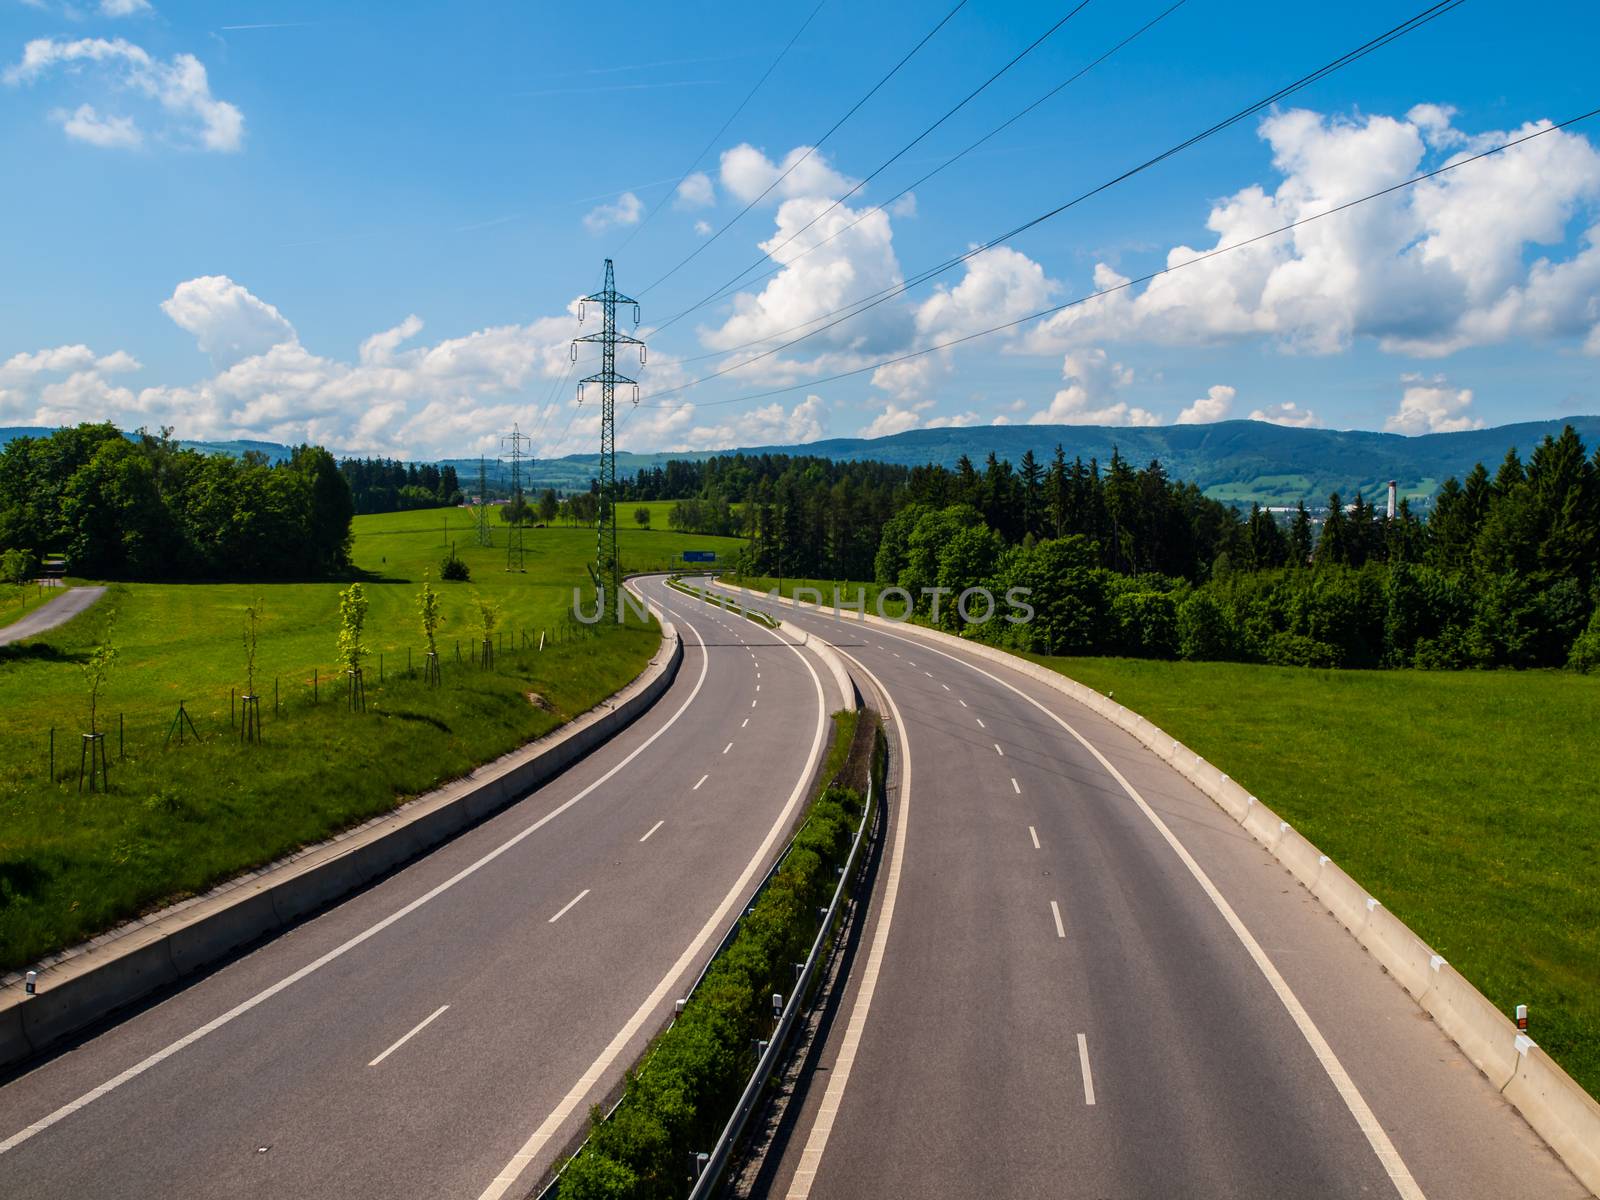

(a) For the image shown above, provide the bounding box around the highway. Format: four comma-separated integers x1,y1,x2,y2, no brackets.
0,576,847,1200
692,581,1587,1200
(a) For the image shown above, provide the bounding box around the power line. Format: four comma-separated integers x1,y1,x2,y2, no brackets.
636,0,1466,404
636,0,972,297
613,1,828,254
641,107,1600,413
658,0,1192,351
650,0,1103,339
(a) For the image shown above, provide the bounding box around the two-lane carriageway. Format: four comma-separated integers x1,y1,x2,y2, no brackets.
0,576,847,1199
692,581,1585,1200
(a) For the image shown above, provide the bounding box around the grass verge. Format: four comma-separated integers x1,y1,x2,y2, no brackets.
0,513,745,972
1033,655,1600,1100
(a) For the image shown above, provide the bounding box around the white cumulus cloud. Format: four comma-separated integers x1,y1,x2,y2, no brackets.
5,37,243,151
160,276,297,366
719,143,852,205
583,191,643,233
1385,373,1485,434
1248,401,1320,428
1028,349,1157,426
675,172,714,209
1026,105,1600,360
1177,384,1236,424
57,102,142,147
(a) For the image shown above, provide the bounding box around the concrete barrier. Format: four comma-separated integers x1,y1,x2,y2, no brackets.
1504,1043,1600,1192
702,580,1600,1196
1421,960,1522,1090
0,620,683,1071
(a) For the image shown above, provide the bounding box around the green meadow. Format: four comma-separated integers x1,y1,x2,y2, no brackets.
0,511,744,970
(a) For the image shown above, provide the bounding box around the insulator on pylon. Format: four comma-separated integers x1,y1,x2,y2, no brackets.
569,342,577,363
639,345,647,366
577,382,586,404
632,384,640,405
579,301,587,324
633,304,640,326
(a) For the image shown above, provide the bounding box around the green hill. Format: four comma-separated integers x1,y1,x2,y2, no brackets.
10,416,1598,506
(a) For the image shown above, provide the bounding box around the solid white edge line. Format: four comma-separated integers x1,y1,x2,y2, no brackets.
547,889,591,924
639,820,664,843
1077,1033,1096,1106
1051,900,1066,940
0,602,715,1160
783,647,910,1200
827,613,1426,1200
1029,825,1040,849
475,581,830,1200
368,1005,450,1068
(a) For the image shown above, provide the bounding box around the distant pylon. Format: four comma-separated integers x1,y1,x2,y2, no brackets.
501,424,532,572
573,259,645,613
476,456,492,547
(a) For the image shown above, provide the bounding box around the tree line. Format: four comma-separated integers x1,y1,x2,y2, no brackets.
619,430,1599,671
0,424,354,580
339,457,462,515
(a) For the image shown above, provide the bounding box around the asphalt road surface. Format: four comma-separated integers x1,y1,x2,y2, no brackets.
0,585,106,646
694,580,1585,1200
0,577,848,1199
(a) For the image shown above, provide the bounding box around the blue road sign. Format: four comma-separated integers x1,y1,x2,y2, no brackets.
682,551,717,563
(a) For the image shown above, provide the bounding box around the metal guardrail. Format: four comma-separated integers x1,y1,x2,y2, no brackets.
686,756,879,1199
533,729,878,1200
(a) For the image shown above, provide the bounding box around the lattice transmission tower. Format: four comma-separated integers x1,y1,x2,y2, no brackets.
501,423,531,572
572,259,645,610
475,455,492,547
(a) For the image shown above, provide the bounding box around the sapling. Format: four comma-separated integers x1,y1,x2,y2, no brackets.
418,570,443,685
338,583,370,710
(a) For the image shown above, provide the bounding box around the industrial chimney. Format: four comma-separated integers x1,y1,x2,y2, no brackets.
1387,480,1397,519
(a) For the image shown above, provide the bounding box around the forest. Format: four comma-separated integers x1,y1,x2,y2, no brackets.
626,431,1600,671
338,457,462,514
0,424,355,580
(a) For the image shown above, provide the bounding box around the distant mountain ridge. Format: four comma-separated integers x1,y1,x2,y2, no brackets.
489,415,1600,507
6,416,1597,507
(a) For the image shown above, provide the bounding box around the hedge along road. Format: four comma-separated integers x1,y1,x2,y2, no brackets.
0,576,846,1200
692,580,1587,1200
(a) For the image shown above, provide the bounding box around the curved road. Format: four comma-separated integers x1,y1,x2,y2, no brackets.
0,576,847,1199
693,581,1586,1200
0,585,106,647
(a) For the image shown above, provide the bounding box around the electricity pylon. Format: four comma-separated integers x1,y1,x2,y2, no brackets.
573,259,645,613
501,424,531,572
475,456,492,547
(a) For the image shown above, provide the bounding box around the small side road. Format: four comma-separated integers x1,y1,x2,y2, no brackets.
0,586,106,647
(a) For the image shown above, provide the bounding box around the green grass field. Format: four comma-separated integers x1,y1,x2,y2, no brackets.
0,512,744,971
614,498,746,534
1035,656,1600,1099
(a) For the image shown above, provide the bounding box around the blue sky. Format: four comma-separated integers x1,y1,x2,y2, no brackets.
2,0,1597,459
